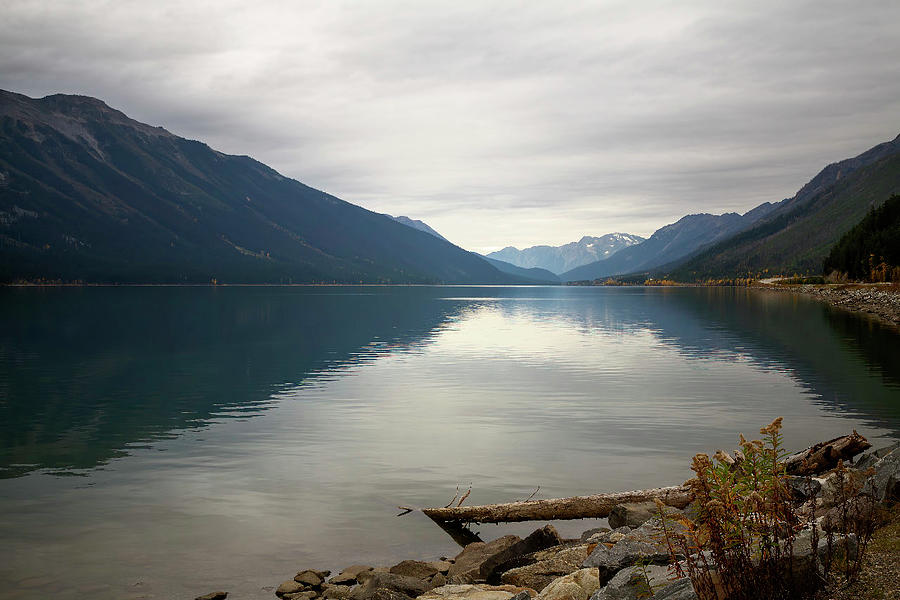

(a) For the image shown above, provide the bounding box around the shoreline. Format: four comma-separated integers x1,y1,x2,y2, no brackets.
253,439,900,600
758,282,900,330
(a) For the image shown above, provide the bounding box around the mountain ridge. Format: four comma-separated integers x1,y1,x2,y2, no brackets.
0,89,526,284
663,133,900,280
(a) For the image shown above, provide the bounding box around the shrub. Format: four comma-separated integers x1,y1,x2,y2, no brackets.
657,419,876,600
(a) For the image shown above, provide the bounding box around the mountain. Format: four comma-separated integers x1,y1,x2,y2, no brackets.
487,233,645,274
386,215,448,242
667,134,900,280
561,205,780,281
384,213,559,284
823,194,900,281
481,256,560,283
0,90,525,284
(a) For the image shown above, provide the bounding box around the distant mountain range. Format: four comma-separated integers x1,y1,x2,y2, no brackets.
561,205,779,281
0,90,528,284
385,213,560,283
563,133,900,282
666,134,900,280
487,233,645,274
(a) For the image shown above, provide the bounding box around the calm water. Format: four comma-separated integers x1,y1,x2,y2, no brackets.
1,286,898,599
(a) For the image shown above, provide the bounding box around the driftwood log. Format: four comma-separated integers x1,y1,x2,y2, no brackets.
413,432,870,533
421,485,692,526
782,430,871,475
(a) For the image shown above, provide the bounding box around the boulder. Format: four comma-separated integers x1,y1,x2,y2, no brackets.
479,526,564,582
647,577,697,600
792,526,859,575
390,560,441,579
448,535,522,584
418,583,535,599
330,566,374,585
584,516,686,583
535,568,600,600
295,570,325,587
608,502,681,529
501,545,592,591
285,593,317,600
366,590,415,600
589,565,671,600
582,537,669,583
427,561,454,574
195,592,228,600
785,476,823,502
350,572,431,600
853,442,900,471
580,528,609,542
430,573,447,588
277,580,306,597
863,446,900,503
322,585,354,599
820,496,881,531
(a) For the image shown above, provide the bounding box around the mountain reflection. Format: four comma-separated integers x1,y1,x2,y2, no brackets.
1,286,898,478
0,287,461,477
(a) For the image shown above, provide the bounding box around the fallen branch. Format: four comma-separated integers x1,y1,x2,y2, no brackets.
422,485,692,525
782,430,871,475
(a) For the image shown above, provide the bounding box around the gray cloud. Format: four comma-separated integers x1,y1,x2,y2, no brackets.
2,0,899,251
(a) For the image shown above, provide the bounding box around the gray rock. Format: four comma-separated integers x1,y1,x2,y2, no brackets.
195,592,228,600
366,590,415,600
479,526,564,582
535,568,600,600
820,496,879,531
589,565,671,600
448,535,522,584
390,560,440,579
854,442,900,471
500,544,591,591
580,528,610,542
329,565,374,585
277,580,306,597
419,584,535,599
350,572,430,600
608,502,680,529
322,585,353,599
427,561,453,574
650,577,697,600
295,570,325,587
582,538,669,583
786,476,823,501
583,517,684,583
863,446,900,502
792,526,859,573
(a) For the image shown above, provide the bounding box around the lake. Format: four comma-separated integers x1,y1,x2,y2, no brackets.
1,285,898,599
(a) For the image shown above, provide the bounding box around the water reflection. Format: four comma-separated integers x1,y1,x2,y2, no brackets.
1,286,899,600
1,286,898,480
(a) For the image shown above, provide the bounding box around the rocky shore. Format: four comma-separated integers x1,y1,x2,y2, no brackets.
193,442,900,600
762,282,900,329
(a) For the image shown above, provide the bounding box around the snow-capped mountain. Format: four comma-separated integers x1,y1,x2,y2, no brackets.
487,233,645,274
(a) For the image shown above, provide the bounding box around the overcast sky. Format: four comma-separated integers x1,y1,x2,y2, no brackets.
2,1,899,252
